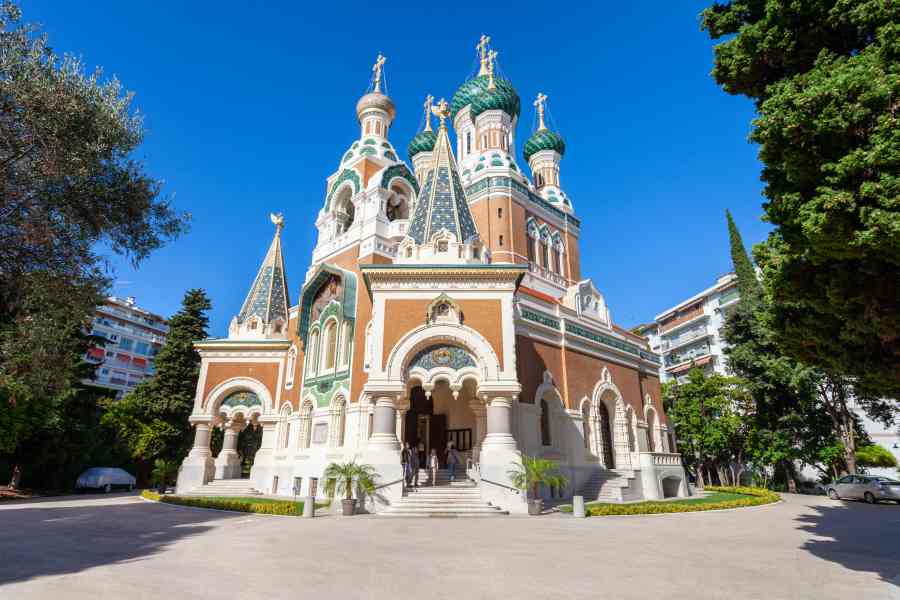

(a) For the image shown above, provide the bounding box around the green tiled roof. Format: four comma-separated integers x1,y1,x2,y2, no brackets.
523,129,566,162
451,75,520,120
407,129,437,159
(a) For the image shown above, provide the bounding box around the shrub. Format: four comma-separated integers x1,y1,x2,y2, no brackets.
140,490,304,516
583,486,779,516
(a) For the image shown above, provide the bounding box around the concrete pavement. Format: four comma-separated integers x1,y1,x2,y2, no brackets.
0,491,898,599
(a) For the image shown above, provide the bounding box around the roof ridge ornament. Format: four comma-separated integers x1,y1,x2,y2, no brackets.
270,212,284,233
431,97,451,129
486,49,498,91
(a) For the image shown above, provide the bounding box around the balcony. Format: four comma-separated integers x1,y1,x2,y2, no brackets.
97,304,168,333
386,219,408,239
661,327,711,352
527,261,567,288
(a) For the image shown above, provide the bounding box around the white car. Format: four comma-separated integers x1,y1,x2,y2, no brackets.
76,467,136,493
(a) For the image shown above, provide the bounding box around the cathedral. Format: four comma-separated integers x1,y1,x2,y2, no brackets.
176,38,687,514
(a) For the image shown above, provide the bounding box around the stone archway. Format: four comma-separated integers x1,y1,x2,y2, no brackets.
591,373,632,470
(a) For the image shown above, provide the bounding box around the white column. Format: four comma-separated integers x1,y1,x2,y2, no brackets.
482,396,517,451
214,421,243,479
176,421,215,493
470,400,487,462
250,418,278,492
368,395,400,451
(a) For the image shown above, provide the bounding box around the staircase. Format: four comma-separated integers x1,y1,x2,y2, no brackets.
378,469,508,518
578,469,639,502
185,478,262,497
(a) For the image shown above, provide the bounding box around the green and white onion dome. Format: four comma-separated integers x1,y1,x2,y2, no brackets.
450,75,521,121
407,129,437,160
523,129,566,162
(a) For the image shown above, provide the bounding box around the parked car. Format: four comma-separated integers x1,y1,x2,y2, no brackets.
826,475,900,504
76,467,136,493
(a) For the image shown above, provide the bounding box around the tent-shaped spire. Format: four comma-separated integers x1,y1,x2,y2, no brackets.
407,98,480,246
233,213,290,336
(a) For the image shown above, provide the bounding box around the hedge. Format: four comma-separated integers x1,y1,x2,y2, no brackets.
583,486,779,516
141,490,304,516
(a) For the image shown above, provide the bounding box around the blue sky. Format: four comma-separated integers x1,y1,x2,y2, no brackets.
27,1,768,333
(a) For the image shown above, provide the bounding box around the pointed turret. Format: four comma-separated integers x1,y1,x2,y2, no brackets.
398,98,486,265
229,213,291,340
524,93,572,213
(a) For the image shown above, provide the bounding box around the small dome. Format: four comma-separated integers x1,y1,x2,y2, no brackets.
407,130,437,159
451,75,520,121
523,129,565,162
356,91,396,122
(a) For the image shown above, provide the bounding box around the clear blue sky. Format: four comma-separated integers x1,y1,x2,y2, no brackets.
27,1,769,333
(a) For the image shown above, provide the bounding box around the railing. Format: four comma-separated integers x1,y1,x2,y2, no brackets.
386,219,408,239
479,477,521,494
527,261,567,288
662,327,710,351
649,452,682,466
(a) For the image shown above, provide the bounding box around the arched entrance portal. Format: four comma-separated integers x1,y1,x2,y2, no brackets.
596,402,615,469
404,380,478,468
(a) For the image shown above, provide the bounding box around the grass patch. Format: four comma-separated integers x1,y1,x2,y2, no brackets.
140,490,328,516
559,486,779,516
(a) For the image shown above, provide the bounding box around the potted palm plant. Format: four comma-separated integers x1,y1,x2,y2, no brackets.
509,455,568,516
323,460,377,516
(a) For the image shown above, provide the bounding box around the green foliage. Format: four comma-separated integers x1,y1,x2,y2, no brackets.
102,290,211,474
0,1,184,488
141,491,307,516
150,458,179,488
508,455,568,499
580,486,779,516
856,444,898,469
702,1,900,397
323,460,377,500
726,209,761,302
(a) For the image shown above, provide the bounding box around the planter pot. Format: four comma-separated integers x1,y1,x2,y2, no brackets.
528,499,544,516
341,498,357,516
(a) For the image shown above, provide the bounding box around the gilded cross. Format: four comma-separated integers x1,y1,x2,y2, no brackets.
431,98,450,129
423,94,434,132
487,49,498,90
372,53,386,92
476,34,491,75
270,212,285,232
534,93,548,130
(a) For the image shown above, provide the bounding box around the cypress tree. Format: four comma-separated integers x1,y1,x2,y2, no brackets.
725,209,761,303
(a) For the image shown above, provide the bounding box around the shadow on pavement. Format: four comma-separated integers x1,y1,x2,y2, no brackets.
0,498,240,586
796,498,900,587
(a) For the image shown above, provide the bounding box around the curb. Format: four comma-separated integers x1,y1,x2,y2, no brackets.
139,495,330,519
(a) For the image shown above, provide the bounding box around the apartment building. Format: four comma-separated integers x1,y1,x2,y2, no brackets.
634,273,740,383
85,296,169,398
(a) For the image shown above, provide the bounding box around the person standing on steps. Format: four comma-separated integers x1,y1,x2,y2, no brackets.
446,442,461,483
401,442,413,488
409,442,420,490
429,448,439,486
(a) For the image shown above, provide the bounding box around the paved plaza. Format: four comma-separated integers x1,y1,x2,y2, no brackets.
0,492,898,599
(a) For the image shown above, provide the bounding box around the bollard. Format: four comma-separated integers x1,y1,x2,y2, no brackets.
573,495,586,518
302,496,315,518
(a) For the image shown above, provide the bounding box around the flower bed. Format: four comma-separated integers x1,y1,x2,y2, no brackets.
562,486,779,516
141,490,307,516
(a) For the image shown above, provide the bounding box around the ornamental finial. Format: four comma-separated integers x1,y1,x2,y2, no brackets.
534,93,548,131
476,34,491,76
423,94,434,132
372,53,386,93
270,212,285,232
486,49,498,91
431,98,450,129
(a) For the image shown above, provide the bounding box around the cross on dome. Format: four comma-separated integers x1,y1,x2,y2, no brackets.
423,94,434,132
534,93,548,130
431,97,450,127
372,53,386,93
476,34,491,75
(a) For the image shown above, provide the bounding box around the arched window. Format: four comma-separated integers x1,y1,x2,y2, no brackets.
646,408,657,452
582,403,591,449
285,347,297,388
541,240,550,269
527,237,536,262
278,405,292,449
540,399,551,447
340,321,352,368
535,172,544,187
466,131,471,155
322,320,338,371
597,401,615,468
331,398,346,447
334,187,355,234
306,329,320,377
299,401,313,449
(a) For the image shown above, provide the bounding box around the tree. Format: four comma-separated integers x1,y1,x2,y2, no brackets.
323,461,377,500
0,1,186,487
855,445,898,471
103,290,210,479
702,1,900,398
508,456,568,501
663,368,752,487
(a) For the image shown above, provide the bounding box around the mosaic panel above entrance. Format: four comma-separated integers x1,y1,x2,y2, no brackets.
221,391,261,408
409,344,476,371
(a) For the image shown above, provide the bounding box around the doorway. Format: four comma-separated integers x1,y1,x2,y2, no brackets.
405,386,448,467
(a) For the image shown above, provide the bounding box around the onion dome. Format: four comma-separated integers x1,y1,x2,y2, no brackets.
523,129,565,162
407,129,437,160
356,91,396,122
450,75,520,121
